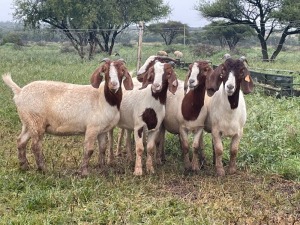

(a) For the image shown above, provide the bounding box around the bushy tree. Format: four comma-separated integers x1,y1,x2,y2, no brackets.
203,21,255,51
196,0,300,61
147,21,188,45
13,0,170,59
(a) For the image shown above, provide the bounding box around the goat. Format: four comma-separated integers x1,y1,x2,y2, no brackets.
111,61,178,175
109,55,178,159
157,50,168,57
157,60,213,171
2,59,133,176
174,50,183,58
205,57,254,176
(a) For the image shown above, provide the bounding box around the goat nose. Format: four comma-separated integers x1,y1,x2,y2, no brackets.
227,84,234,90
189,79,195,84
153,83,160,88
111,81,118,87
152,83,161,92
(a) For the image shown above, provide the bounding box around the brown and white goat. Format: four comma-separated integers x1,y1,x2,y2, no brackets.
111,55,178,158
113,61,178,175
205,57,254,176
2,59,133,176
159,60,213,171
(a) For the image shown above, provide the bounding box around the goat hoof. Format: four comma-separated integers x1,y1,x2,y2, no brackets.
228,167,237,174
146,166,155,174
19,162,30,171
192,163,200,172
37,167,46,174
75,169,89,178
216,168,225,176
133,168,143,176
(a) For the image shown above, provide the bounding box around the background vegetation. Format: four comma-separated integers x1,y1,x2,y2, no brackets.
0,41,299,224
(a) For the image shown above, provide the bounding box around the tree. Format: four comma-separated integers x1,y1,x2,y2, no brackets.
203,21,255,51
147,21,188,45
196,0,300,61
270,0,300,60
13,0,170,59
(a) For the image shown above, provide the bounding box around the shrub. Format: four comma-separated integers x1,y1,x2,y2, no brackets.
1,32,24,46
60,42,76,53
192,44,219,57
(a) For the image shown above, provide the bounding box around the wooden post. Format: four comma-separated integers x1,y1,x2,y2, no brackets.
136,21,144,73
183,24,186,46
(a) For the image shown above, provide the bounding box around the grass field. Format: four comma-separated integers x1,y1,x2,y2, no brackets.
0,42,299,224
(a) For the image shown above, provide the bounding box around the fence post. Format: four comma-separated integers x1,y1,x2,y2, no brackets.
136,21,144,73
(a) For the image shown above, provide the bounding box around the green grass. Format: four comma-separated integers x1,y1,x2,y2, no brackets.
0,43,299,224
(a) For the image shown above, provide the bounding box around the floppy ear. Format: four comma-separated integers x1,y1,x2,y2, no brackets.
139,67,154,90
168,70,178,94
90,66,104,88
184,69,191,94
241,68,254,94
123,70,134,90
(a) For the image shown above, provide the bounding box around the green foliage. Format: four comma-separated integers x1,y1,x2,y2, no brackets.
238,90,300,179
196,0,300,61
13,0,171,58
272,0,300,24
192,44,219,57
1,32,23,46
203,21,255,51
147,21,188,45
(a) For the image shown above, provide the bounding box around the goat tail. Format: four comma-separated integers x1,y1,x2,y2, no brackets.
2,73,21,95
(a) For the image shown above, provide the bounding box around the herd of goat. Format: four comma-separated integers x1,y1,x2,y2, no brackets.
2,54,254,177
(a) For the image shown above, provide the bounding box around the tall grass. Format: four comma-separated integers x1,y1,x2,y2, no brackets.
0,42,299,224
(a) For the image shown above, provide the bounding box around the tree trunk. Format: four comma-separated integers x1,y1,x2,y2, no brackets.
270,27,289,61
257,34,269,61
95,37,105,52
109,30,118,55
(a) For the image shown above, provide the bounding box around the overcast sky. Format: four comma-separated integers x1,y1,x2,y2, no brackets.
0,0,209,27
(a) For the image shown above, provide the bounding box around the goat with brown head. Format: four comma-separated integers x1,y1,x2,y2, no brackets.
90,58,133,91
137,55,178,82
90,58,133,109
140,61,178,104
204,57,254,176
206,58,254,109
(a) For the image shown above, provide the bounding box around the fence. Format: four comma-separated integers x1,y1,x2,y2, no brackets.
250,71,295,97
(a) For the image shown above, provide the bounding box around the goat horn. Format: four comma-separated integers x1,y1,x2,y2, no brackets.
168,61,176,68
100,58,110,63
118,58,126,64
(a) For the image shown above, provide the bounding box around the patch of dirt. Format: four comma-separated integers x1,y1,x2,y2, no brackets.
160,171,300,224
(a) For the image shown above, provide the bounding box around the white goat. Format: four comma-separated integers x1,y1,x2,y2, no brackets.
157,50,168,56
2,59,133,176
205,57,254,176
174,50,183,58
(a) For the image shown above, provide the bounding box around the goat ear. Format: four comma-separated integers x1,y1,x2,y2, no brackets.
241,69,254,94
183,70,190,94
139,68,153,90
90,66,104,88
168,70,178,94
123,71,134,90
